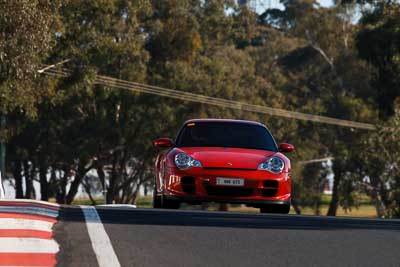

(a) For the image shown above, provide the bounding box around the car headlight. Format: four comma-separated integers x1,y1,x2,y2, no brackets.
174,153,202,170
258,157,285,174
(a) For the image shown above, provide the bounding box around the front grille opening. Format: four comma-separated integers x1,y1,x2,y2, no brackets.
262,189,278,197
203,167,257,171
181,176,196,194
263,180,278,188
205,186,253,197
262,180,278,197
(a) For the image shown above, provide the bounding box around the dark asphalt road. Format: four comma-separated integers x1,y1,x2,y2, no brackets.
55,207,400,267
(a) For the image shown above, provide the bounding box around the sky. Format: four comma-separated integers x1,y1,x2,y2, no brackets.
257,0,333,11
318,0,334,7
261,0,363,23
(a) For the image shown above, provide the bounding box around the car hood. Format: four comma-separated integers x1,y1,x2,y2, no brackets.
177,147,276,170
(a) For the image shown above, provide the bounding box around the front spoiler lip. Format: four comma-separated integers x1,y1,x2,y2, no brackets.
164,195,291,207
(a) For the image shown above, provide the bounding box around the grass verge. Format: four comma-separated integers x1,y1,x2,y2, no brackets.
73,195,378,218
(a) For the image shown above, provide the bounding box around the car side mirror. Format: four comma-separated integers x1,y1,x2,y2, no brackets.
279,143,294,153
153,138,174,148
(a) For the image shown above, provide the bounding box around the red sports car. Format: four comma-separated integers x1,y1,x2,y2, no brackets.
153,119,294,213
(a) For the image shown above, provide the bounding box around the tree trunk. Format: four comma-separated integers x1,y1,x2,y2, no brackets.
106,153,118,204
315,198,321,216
30,162,36,199
369,178,386,218
372,189,385,218
66,162,87,204
49,167,57,199
56,168,68,204
114,149,129,204
218,203,228,211
13,160,23,198
24,160,34,199
291,198,301,214
327,173,340,216
96,163,106,204
82,180,97,205
39,165,49,201
130,185,140,205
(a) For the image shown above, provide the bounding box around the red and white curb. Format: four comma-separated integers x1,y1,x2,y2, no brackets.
0,200,60,267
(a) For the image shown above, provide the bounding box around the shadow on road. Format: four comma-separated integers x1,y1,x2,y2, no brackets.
59,207,400,231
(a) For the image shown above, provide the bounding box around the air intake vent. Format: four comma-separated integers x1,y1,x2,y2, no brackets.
181,176,196,194
262,180,278,197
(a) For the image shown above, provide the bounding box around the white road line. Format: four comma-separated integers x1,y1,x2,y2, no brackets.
80,206,121,267
0,238,59,253
0,218,54,232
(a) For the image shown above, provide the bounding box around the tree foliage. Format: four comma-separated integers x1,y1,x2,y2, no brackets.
0,0,60,119
1,0,400,217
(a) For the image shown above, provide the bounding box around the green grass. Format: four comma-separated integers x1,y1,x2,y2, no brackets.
73,195,378,218
225,204,377,217
136,196,378,217
136,196,153,207
72,198,104,205
320,194,372,205
72,196,153,207
297,204,377,218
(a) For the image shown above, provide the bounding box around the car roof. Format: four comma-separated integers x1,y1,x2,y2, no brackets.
183,118,266,127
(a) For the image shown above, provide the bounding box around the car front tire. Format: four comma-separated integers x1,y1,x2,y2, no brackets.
162,198,181,209
153,188,180,209
153,188,162,208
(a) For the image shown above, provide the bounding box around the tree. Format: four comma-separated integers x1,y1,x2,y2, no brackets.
5,0,398,215
359,104,400,218
260,0,378,215
0,0,60,197
0,0,60,120
147,0,202,62
356,2,400,118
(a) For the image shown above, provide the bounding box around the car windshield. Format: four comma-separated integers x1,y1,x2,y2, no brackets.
176,121,277,151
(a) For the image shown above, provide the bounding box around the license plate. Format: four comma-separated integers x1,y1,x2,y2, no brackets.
216,177,244,187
